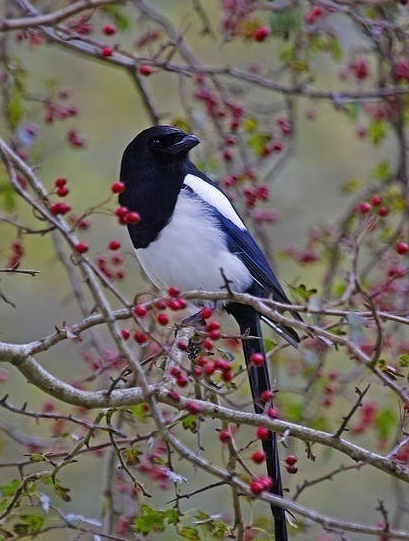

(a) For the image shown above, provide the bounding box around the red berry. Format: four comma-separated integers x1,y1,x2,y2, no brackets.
74,242,88,254
155,299,167,310
157,313,169,326
177,340,188,351
253,26,271,42
249,480,264,494
168,286,180,297
209,329,221,340
378,206,388,217
55,177,67,188
371,195,382,206
284,454,298,466
305,6,324,24
185,401,201,414
139,64,153,76
168,298,185,311
101,46,114,57
219,429,232,443
396,241,409,255
134,304,148,317
193,366,203,377
203,338,214,350
357,202,371,214
169,366,181,377
250,352,264,367
111,181,125,194
256,426,269,440
328,370,339,381
251,450,265,464
51,202,71,215
56,186,69,197
126,211,141,224
134,330,149,344
286,465,298,474
222,370,233,382
121,329,130,340
206,320,220,332
103,23,117,36
176,297,187,309
167,390,180,402
204,361,216,376
250,475,272,494
200,307,213,319
260,390,274,402
115,206,128,217
108,240,121,250
215,358,231,371
267,407,279,419
176,374,189,387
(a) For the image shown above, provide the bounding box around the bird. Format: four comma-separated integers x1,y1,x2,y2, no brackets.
119,125,301,541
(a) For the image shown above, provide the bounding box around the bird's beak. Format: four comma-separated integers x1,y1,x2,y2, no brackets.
165,134,200,155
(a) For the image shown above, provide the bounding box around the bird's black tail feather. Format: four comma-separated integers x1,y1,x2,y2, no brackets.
227,302,288,541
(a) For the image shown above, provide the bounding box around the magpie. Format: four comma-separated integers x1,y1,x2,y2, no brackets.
119,125,301,541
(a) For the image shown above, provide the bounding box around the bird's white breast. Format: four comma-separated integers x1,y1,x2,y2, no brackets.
135,189,252,294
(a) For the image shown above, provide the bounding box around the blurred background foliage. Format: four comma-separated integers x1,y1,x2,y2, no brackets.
1,1,409,540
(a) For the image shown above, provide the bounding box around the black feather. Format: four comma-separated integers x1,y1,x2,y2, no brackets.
227,302,288,541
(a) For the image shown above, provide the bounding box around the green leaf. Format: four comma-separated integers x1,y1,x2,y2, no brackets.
0,181,16,210
0,479,21,497
370,160,391,182
399,353,409,367
53,483,71,502
375,407,396,440
247,133,270,157
164,508,179,526
270,6,301,39
283,401,304,422
122,447,142,466
102,5,130,31
331,279,347,298
8,90,24,129
288,283,317,301
129,403,149,421
309,35,325,53
368,121,388,146
263,338,277,352
13,514,44,536
327,34,343,62
341,177,363,194
193,511,231,539
182,414,198,433
133,504,169,534
279,46,294,63
309,415,329,432
178,526,200,540
243,117,258,132
29,453,46,462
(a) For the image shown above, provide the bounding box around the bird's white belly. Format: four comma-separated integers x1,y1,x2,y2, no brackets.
135,191,252,294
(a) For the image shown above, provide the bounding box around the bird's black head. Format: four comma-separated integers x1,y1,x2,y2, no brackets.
122,125,200,165
119,126,200,248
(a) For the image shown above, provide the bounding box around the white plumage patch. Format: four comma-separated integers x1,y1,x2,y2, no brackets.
183,174,246,230
136,189,252,294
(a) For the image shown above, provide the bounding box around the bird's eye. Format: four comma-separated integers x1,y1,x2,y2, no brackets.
149,138,162,150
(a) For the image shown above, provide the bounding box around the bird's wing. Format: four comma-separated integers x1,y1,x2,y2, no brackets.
182,171,290,302
218,213,290,302
182,172,301,346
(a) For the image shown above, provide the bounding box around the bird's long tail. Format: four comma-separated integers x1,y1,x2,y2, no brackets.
228,302,288,541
